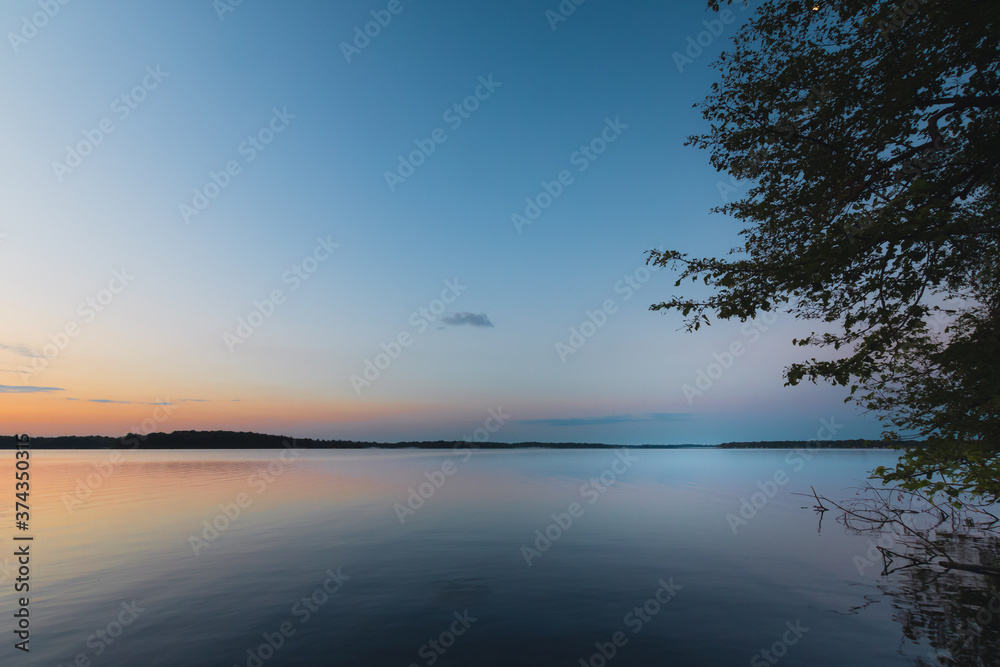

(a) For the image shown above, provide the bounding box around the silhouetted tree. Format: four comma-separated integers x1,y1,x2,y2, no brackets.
651,0,1000,500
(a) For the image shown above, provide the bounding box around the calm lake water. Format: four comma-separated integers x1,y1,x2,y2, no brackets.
3,448,997,666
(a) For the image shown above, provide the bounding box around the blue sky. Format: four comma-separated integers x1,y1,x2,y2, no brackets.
0,0,883,444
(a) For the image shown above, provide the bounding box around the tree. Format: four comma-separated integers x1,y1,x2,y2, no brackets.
649,0,1000,500
803,484,1000,659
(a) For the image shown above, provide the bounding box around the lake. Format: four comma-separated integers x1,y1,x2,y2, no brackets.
3,447,997,666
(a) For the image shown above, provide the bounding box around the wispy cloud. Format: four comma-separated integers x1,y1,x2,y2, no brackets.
64,398,203,405
0,344,42,358
518,413,691,427
441,312,494,328
0,385,64,394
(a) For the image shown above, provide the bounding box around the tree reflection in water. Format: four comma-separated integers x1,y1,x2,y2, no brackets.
807,485,1000,665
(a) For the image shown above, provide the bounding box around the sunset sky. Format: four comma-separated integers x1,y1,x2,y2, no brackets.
0,0,881,444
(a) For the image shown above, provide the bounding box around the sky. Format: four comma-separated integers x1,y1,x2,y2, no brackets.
0,0,884,444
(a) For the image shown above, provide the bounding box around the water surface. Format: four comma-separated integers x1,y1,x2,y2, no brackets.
2,448,995,666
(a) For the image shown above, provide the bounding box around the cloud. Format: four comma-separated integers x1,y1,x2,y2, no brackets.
0,385,64,394
441,312,494,328
0,344,43,358
518,413,691,427
64,398,198,405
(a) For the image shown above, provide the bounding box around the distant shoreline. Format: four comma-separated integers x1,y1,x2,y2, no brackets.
4,431,914,450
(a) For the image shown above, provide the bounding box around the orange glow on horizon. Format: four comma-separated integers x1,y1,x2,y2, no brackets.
0,392,426,438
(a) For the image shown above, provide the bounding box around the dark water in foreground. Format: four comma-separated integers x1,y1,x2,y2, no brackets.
2,448,998,666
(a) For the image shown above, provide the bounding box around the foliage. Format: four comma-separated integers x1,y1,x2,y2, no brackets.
650,0,1000,499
